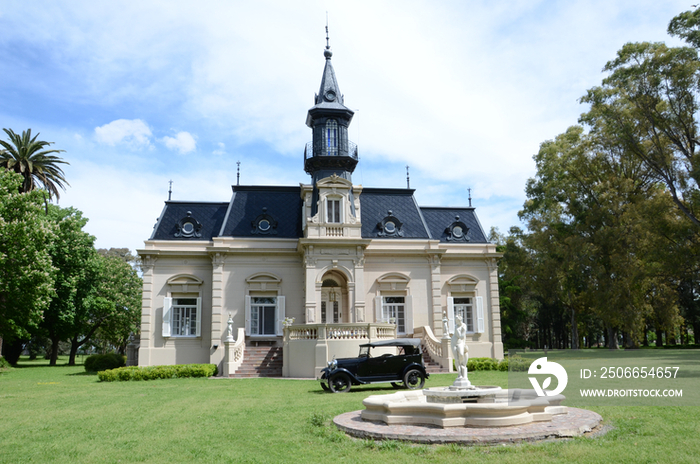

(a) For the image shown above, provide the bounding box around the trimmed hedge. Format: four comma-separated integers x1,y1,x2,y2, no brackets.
452,356,530,372
84,353,126,372
497,355,530,372
98,363,218,382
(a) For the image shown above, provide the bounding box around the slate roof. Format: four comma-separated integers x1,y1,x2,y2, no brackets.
149,187,489,244
219,186,303,239
359,188,431,239
150,201,229,241
420,207,488,243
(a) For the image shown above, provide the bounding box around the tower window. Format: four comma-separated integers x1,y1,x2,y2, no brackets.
326,119,338,155
327,198,341,223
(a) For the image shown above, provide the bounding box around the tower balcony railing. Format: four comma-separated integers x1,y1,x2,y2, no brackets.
304,140,358,161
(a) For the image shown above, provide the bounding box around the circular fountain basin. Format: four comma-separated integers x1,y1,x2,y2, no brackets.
360,388,568,428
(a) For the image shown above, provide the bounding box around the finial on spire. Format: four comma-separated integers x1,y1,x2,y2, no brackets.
168,180,172,201
237,161,241,186
324,13,332,59
468,188,472,207
406,165,410,189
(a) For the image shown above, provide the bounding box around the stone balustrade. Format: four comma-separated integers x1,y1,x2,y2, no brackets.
415,325,453,372
223,327,246,376
283,323,397,378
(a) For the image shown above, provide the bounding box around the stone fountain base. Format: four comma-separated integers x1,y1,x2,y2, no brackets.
360,387,568,428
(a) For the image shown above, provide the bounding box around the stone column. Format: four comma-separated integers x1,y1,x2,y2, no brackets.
427,250,445,337
304,248,317,323
486,258,504,359
210,252,225,369
353,248,366,322
138,254,157,366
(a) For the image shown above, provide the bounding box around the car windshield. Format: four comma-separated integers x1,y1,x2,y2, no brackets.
358,346,371,357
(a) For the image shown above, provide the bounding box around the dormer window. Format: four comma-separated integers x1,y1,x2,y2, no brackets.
326,119,338,155
251,207,278,235
446,216,470,242
175,211,203,239
327,198,341,223
377,211,404,237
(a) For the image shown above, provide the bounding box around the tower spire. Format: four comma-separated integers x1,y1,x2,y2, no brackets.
304,26,358,183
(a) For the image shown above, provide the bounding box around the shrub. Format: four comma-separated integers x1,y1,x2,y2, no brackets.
467,357,498,371
497,355,529,372
84,353,125,372
0,356,11,372
97,364,218,382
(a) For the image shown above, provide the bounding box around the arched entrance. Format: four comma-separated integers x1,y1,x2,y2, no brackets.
320,271,347,324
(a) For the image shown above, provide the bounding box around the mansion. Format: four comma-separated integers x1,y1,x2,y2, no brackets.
137,42,503,378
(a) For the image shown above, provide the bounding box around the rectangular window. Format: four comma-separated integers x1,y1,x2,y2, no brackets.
172,298,198,336
454,297,474,332
251,297,277,335
321,301,327,323
382,296,405,334
327,199,341,223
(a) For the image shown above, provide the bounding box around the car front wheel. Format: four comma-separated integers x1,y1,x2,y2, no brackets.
329,372,352,393
403,369,425,389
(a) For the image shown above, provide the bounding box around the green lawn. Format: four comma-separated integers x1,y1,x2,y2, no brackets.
1,357,699,463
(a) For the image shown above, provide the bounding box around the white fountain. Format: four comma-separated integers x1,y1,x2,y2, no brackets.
360,315,567,428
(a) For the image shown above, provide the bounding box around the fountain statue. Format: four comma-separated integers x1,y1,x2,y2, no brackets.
451,314,472,388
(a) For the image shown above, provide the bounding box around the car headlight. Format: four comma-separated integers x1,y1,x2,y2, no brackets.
328,359,338,370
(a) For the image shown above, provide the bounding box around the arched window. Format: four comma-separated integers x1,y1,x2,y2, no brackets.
325,119,338,155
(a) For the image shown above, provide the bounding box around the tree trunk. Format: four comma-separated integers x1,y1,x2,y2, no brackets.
570,307,579,350
607,326,619,350
656,328,664,347
693,322,700,345
68,338,80,366
49,336,60,366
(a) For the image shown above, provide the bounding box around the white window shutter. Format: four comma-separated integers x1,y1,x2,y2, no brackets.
245,295,251,336
404,295,413,335
162,297,172,337
374,296,383,322
447,296,455,335
276,296,286,336
476,296,485,333
195,297,202,337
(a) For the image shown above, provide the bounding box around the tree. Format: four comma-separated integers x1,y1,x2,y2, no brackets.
0,128,69,200
69,253,142,363
0,170,55,362
93,249,142,355
521,126,671,348
580,33,700,229
41,206,97,365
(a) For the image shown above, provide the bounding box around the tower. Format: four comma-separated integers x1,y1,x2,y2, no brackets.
303,36,357,184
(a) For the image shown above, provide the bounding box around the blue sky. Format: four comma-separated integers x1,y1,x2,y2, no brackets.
0,0,690,253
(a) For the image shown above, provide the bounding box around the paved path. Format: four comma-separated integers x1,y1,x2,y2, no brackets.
334,407,605,444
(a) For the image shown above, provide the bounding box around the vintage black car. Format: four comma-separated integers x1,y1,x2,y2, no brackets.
319,338,429,393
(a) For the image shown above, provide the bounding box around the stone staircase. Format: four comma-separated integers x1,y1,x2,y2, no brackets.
229,345,283,378
422,345,450,374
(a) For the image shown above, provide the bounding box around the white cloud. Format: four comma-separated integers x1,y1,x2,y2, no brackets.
162,131,197,154
213,142,226,156
94,119,152,148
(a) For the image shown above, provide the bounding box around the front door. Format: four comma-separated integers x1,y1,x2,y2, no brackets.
321,288,342,323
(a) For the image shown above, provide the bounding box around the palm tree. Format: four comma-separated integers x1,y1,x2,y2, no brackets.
0,128,69,200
